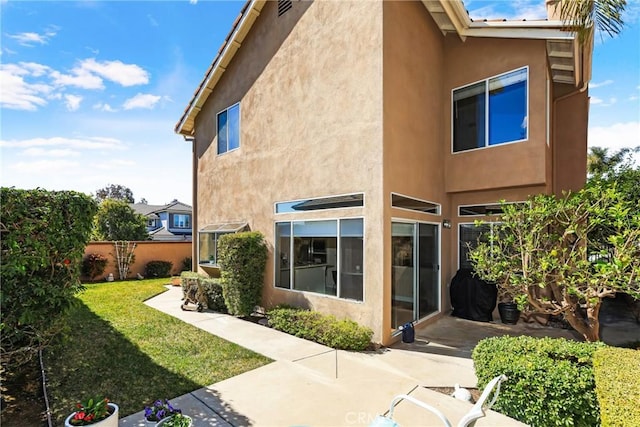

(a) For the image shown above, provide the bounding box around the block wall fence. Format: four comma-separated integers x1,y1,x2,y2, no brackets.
83,241,192,281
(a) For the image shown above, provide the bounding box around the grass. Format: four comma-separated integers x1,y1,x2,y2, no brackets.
45,278,271,424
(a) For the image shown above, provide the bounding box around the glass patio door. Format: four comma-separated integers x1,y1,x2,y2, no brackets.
391,222,439,329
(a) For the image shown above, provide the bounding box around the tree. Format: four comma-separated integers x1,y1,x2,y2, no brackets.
554,0,626,43
93,199,149,241
95,184,135,203
469,184,640,342
587,146,639,178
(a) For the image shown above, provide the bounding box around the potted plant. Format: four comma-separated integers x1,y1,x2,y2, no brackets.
144,399,182,424
156,413,193,427
496,285,522,324
65,396,118,427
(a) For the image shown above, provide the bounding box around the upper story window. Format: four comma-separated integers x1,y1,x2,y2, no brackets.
453,67,528,153
172,214,191,229
217,103,240,155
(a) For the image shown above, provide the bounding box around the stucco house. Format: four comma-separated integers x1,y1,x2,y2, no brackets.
175,0,593,345
130,200,193,241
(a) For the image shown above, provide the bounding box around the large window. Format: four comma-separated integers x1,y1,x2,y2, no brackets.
217,103,240,154
459,223,500,269
275,218,364,301
453,67,528,153
172,214,191,228
198,222,248,265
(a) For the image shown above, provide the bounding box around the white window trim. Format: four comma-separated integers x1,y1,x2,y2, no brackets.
451,66,529,154
457,201,526,217
273,216,366,303
216,102,241,156
391,192,441,216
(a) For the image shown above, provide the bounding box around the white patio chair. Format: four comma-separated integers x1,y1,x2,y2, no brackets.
369,374,507,427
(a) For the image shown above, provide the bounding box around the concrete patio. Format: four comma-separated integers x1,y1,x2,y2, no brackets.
124,285,607,426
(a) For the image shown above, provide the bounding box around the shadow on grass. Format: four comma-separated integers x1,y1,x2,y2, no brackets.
45,299,252,426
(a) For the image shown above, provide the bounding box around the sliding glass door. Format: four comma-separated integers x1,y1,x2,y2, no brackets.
391,222,439,329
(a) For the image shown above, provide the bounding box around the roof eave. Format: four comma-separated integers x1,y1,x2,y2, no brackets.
175,0,267,137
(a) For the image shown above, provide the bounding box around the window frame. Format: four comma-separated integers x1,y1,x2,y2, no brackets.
216,102,240,155
274,217,365,302
172,214,191,229
451,66,529,154
391,192,441,216
197,222,248,266
458,221,501,270
274,192,365,214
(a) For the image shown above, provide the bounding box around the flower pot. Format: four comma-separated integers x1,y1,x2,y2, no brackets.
498,302,521,324
65,403,119,427
155,414,193,427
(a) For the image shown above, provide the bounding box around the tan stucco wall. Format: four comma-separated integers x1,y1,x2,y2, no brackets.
443,37,549,193
193,1,386,340
552,89,589,194
84,241,191,281
382,0,446,342
188,0,588,345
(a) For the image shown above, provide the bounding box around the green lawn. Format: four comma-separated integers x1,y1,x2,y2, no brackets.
45,279,271,424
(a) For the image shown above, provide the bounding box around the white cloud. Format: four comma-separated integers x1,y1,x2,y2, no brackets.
8,31,50,47
21,148,82,157
50,67,104,89
92,159,136,170
8,159,80,174
189,0,198,4
93,102,117,112
0,136,126,151
590,96,617,107
80,58,149,86
64,94,83,111
588,122,640,165
0,64,53,110
589,79,614,89
123,93,161,110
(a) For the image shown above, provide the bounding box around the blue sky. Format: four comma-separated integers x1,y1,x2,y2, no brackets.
1,0,639,205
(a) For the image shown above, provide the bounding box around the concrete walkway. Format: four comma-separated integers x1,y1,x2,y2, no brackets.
120,286,525,427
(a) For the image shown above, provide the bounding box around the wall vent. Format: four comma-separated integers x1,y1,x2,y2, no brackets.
278,0,293,17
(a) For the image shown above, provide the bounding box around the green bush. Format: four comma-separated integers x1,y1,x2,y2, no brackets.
179,272,227,312
1,188,97,370
594,347,640,426
267,307,373,351
217,232,268,316
200,277,227,313
472,336,606,427
145,260,173,278
81,253,108,280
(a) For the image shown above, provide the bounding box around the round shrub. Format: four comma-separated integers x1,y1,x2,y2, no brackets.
82,253,108,280
472,336,606,427
593,347,640,426
144,260,172,278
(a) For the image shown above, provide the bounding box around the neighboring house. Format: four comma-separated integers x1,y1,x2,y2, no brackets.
130,200,193,241
174,0,593,344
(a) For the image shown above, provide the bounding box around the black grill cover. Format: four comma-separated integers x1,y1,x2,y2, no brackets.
450,268,497,322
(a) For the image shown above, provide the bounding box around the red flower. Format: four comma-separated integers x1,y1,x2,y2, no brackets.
74,411,86,420
63,259,71,265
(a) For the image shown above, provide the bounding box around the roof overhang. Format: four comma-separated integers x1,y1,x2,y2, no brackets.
176,0,591,137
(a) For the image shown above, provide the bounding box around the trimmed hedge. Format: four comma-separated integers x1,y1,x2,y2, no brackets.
472,336,606,427
145,260,173,278
267,307,373,351
594,347,640,426
179,272,226,313
217,232,268,317
1,188,97,369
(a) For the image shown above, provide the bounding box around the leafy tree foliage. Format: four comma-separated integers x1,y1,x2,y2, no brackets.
469,185,640,342
587,146,639,178
1,188,97,370
93,199,149,241
95,184,135,203
555,0,627,43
